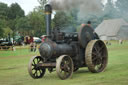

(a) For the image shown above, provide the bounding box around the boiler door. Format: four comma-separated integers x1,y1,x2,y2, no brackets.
39,43,53,59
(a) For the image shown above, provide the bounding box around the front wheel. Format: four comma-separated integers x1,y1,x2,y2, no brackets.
28,56,46,79
56,55,74,80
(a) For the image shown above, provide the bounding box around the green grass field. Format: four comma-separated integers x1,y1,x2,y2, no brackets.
0,41,128,85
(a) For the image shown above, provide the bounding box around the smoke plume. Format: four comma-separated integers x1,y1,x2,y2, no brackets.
49,0,103,19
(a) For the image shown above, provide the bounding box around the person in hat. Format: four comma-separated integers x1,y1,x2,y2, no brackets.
41,35,46,42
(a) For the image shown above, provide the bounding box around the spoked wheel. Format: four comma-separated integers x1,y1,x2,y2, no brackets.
56,55,74,80
28,56,46,79
85,40,108,73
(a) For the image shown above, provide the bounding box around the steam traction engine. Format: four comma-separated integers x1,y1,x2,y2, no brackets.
28,4,108,80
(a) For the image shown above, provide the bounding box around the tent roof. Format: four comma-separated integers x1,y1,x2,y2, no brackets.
95,19,128,36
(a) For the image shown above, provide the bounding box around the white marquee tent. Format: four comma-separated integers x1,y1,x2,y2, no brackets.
95,19,128,40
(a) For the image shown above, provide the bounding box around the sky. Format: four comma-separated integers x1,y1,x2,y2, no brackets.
0,0,40,15
0,0,117,15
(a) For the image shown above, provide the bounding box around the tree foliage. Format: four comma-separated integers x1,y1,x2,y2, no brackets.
8,3,25,20
27,10,46,36
15,17,30,36
0,2,25,38
0,18,12,38
115,0,128,21
0,2,9,19
53,12,72,28
0,1,47,38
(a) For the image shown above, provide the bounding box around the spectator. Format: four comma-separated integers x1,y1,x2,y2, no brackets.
41,35,46,42
119,40,123,44
30,42,37,52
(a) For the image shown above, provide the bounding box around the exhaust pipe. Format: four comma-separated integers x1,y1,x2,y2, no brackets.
45,4,52,37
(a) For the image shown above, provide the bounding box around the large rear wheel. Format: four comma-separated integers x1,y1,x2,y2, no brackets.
85,40,108,73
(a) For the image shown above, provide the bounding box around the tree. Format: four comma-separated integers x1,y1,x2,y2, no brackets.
0,2,9,19
0,19,12,38
0,24,4,38
15,17,30,36
7,3,25,35
27,10,46,36
0,19,6,37
0,2,11,38
115,0,128,21
103,0,120,19
8,3,25,20
2,27,13,38
116,0,128,14
0,2,25,38
53,11,76,30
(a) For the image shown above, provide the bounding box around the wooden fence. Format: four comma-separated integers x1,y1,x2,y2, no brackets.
0,46,15,51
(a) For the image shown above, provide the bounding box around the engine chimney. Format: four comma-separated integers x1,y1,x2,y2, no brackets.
45,4,52,37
